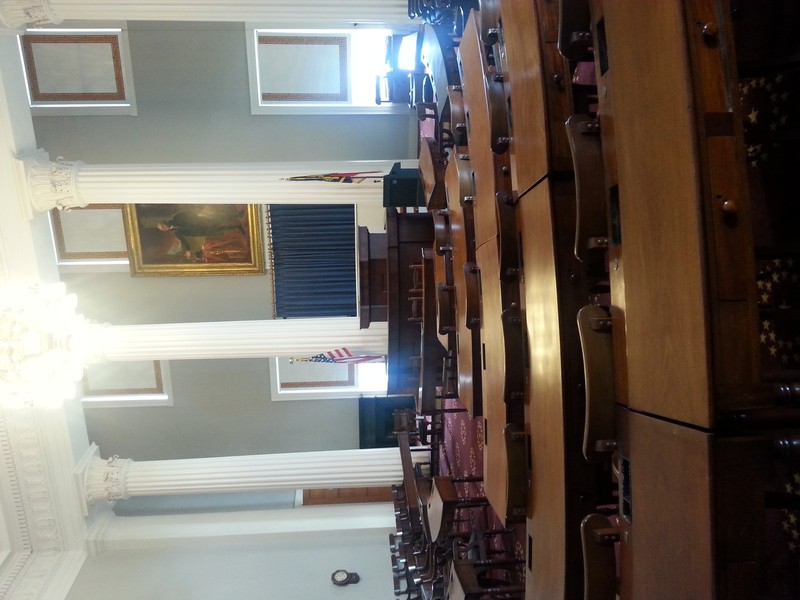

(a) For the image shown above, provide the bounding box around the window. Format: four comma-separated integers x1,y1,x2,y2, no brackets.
81,360,173,408
246,27,404,115
269,357,387,401
18,26,137,116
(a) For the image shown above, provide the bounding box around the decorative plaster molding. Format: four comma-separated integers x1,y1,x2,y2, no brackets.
0,550,85,600
0,407,89,599
0,551,31,599
0,0,59,29
0,408,63,552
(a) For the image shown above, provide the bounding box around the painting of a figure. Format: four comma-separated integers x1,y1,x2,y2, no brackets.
123,204,264,276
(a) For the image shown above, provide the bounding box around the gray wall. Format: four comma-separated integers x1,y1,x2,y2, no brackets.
66,528,394,600
33,21,417,164
63,270,272,325
42,20,410,462
83,358,360,461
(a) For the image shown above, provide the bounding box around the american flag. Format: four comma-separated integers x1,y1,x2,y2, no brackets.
281,171,384,184
290,348,385,364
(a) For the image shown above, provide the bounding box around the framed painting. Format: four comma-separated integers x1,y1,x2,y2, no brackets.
123,204,264,276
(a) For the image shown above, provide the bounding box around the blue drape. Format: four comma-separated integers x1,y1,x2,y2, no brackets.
268,205,357,318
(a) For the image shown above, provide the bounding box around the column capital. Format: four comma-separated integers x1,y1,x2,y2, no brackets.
0,0,59,28
20,150,86,212
82,446,132,508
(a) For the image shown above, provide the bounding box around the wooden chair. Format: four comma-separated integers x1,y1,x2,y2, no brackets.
478,0,501,44
557,0,593,62
495,190,521,284
502,423,529,523
419,136,447,210
422,476,490,544
447,86,468,146
577,304,616,462
566,115,608,265
445,558,525,599
580,513,619,600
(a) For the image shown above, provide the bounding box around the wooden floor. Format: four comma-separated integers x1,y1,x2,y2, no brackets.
400,0,800,598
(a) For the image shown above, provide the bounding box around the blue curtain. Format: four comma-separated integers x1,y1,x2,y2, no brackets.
268,205,357,318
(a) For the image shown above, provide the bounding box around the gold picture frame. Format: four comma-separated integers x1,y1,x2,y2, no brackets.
123,204,264,276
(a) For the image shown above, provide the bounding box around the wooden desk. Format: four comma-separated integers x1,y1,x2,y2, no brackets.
495,0,571,193
610,408,800,599
516,174,600,600
592,0,759,427
583,1,775,597
615,408,714,599
457,10,513,249
476,239,526,525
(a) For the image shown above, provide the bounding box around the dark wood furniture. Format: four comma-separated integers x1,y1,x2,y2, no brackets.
387,209,435,396
358,395,415,449
357,226,388,329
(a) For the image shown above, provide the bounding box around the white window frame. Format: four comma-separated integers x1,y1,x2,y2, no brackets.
268,357,387,401
81,361,173,408
246,25,408,116
18,24,137,116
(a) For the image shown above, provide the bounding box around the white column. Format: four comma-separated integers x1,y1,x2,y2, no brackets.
0,0,413,28
86,318,388,362
81,445,402,506
21,150,392,212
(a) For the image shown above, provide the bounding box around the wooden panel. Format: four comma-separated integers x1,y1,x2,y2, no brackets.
602,0,712,427
303,486,393,505
682,0,732,114
477,240,512,523
519,180,567,599
589,1,628,406
617,408,715,600
540,40,575,172
497,0,549,193
534,0,560,42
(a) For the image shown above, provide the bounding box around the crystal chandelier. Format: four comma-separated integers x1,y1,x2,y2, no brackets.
0,283,88,407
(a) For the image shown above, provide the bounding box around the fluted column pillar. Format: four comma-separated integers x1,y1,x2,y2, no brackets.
1,0,413,28
19,150,397,212
80,445,403,507
85,318,388,362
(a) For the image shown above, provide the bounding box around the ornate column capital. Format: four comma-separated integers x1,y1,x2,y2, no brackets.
82,447,132,508
20,150,86,212
0,0,59,28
